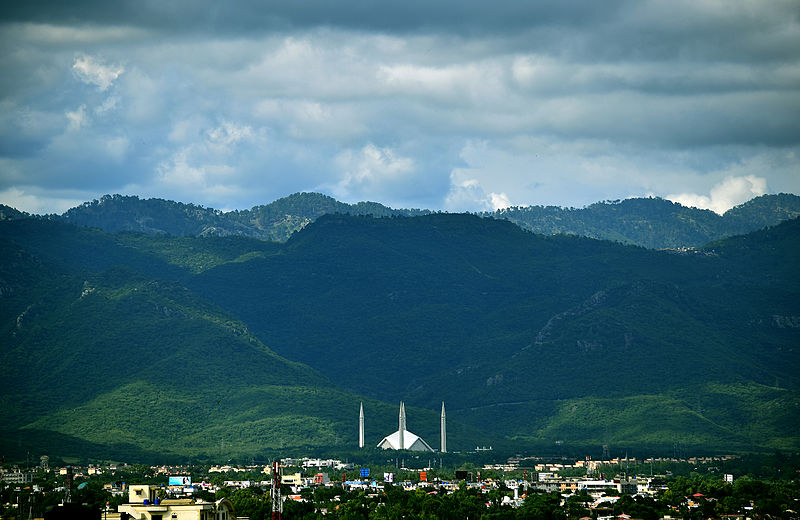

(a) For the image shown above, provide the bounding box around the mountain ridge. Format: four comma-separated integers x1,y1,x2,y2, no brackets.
3,192,799,249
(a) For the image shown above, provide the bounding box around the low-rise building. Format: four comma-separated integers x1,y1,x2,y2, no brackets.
281,472,303,486
118,485,235,520
1,469,34,484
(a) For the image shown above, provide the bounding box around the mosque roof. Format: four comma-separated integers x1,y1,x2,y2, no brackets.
377,429,434,452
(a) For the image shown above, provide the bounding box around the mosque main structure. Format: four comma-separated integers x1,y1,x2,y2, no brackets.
360,401,446,452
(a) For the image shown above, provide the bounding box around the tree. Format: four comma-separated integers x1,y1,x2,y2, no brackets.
517,491,565,520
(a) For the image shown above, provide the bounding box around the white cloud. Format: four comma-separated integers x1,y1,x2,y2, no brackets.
378,62,492,101
0,187,86,215
65,105,88,131
154,146,245,206
205,121,255,152
331,144,415,200
157,148,206,187
72,54,125,91
444,170,509,212
95,96,120,115
153,120,266,206
489,192,512,210
667,175,768,214
253,99,366,141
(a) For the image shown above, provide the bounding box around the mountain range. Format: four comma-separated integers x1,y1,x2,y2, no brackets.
4,191,798,249
0,194,798,461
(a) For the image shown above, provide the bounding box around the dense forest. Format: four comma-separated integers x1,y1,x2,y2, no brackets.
0,198,798,460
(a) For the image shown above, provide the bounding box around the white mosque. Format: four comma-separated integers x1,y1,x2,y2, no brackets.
359,401,447,452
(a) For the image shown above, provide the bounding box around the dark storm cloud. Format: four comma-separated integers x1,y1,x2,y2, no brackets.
5,0,798,64
1,0,624,35
0,0,798,214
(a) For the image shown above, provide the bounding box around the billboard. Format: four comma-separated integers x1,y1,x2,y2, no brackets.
384,472,394,483
168,476,192,486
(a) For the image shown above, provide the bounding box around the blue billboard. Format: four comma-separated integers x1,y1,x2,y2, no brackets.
168,476,192,486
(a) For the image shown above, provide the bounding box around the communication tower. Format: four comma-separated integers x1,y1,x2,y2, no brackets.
64,466,73,503
271,460,282,520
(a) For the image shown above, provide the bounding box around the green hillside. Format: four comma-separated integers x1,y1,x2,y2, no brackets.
0,220,486,460
489,193,800,248
1,214,798,460
189,214,799,452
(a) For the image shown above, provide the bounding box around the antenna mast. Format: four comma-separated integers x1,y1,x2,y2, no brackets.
271,460,282,520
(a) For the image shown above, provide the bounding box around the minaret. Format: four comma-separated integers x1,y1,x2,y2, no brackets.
440,402,447,453
398,402,406,450
359,402,365,448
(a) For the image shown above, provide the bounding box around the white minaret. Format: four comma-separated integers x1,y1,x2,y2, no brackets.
440,402,447,453
359,402,365,448
398,401,406,450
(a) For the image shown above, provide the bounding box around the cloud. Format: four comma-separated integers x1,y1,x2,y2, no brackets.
330,144,416,202
156,121,259,194
667,175,768,214
6,22,147,45
444,170,510,212
489,192,512,210
205,121,255,151
0,2,799,215
72,54,125,91
65,104,88,131
253,98,367,141
0,186,88,215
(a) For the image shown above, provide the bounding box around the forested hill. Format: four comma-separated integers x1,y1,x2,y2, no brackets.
0,204,30,221
486,193,800,249
57,192,431,242
190,214,800,452
4,192,799,249
1,213,796,460
0,218,477,460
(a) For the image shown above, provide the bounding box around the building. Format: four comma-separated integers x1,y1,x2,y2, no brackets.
1,469,34,484
376,402,434,452
118,485,235,520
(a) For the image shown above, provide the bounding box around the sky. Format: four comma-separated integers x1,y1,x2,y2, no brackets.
1,1,798,215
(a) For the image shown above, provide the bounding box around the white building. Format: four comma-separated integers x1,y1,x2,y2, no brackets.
377,402,434,452
118,485,235,520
